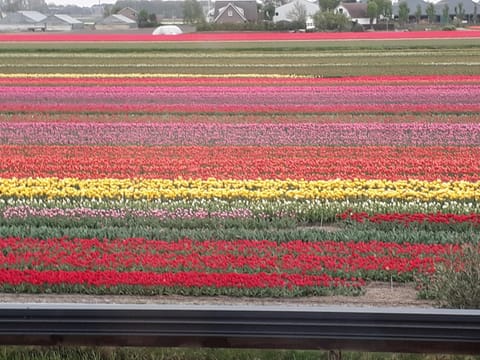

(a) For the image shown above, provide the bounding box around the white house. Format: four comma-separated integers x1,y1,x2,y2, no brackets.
335,2,374,26
273,0,320,23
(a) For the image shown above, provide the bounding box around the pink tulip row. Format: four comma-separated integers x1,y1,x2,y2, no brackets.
3,113,480,124
3,103,480,114
2,122,479,146
2,85,479,107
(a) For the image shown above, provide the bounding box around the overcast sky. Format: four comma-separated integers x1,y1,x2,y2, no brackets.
49,0,116,6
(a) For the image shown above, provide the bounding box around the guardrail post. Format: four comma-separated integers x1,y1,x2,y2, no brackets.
328,350,342,360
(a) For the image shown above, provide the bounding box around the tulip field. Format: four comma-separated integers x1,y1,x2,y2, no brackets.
0,32,479,299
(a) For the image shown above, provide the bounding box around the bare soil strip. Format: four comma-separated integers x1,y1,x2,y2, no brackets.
0,283,435,308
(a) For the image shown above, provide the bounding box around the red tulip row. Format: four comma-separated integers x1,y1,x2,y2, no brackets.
2,145,478,181
0,237,464,294
0,237,455,276
338,210,480,226
0,269,360,292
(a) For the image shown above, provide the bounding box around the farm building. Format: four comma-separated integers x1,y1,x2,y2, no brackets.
392,0,429,20
434,0,479,22
44,14,84,31
117,7,139,22
0,11,46,32
95,14,138,30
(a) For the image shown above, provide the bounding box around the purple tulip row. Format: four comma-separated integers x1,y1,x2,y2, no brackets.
2,122,479,146
2,84,479,106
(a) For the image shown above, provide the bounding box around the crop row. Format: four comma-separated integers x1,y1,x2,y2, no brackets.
0,237,453,276
3,205,478,228
339,210,480,225
5,103,480,114
1,224,478,244
2,113,480,124
1,177,478,202
2,198,478,224
2,146,479,181
2,30,480,42
2,74,480,86
2,122,479,146
2,85,478,106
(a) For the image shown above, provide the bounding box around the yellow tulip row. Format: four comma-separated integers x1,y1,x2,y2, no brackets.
0,73,300,79
1,178,479,202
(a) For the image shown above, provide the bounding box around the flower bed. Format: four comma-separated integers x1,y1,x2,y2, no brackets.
0,30,479,42
0,41,478,297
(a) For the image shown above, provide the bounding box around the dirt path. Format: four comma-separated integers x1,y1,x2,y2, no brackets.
0,282,435,308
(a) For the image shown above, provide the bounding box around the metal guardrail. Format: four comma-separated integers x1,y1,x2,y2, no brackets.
0,304,479,354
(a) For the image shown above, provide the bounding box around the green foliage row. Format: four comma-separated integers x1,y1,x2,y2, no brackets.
1,44,480,76
0,214,478,233
3,347,467,360
1,39,479,53
0,216,298,231
0,284,362,298
0,224,477,244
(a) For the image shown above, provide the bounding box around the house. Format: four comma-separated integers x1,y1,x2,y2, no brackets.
211,0,258,23
335,2,373,26
0,11,47,31
44,14,84,31
273,0,319,24
118,7,139,22
95,14,138,30
214,3,248,23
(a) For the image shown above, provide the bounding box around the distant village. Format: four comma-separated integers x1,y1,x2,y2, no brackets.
0,0,478,33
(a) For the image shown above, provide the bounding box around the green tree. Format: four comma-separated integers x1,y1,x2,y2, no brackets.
318,0,340,12
138,9,149,26
442,3,450,23
367,0,378,26
454,2,465,23
415,4,421,23
137,9,158,27
382,0,393,18
426,2,436,24
380,0,393,30
183,0,205,24
398,1,410,26
148,13,158,25
262,1,276,21
313,10,349,30
287,1,308,26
